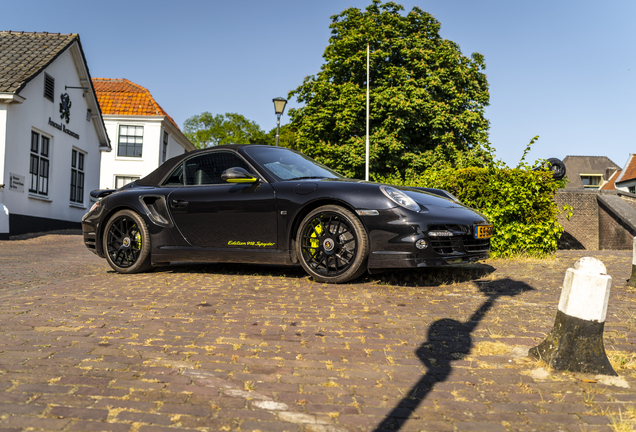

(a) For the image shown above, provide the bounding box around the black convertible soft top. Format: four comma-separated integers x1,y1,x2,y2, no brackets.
135,144,251,186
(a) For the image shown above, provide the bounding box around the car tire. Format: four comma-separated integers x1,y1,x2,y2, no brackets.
103,209,152,274
296,205,369,283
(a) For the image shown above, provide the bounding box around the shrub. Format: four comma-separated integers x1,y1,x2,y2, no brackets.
375,140,568,257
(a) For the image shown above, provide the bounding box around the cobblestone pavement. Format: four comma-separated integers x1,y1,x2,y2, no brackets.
0,234,635,432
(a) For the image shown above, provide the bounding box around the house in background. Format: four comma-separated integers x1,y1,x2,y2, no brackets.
610,154,636,194
92,78,195,190
561,155,621,190
0,31,110,238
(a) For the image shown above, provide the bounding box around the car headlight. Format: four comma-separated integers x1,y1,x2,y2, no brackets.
380,186,420,212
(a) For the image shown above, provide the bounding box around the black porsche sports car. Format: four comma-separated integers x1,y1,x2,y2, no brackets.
82,145,493,283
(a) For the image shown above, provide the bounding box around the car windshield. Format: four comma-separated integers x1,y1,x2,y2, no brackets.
243,146,344,181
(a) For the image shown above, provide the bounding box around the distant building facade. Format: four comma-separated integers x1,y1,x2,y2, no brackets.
562,155,620,190
0,31,110,238
92,78,195,190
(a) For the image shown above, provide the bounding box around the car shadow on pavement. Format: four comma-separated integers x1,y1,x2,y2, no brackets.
152,262,496,287
153,262,310,279
373,278,534,432
366,263,496,287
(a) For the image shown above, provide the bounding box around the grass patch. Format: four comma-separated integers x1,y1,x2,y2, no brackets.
471,341,510,356
607,350,636,372
609,406,636,432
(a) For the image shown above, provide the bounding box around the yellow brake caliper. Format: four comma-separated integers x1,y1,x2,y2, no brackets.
132,224,141,250
310,220,323,256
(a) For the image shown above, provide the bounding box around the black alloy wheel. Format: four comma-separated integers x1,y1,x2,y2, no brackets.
296,205,369,283
103,209,152,274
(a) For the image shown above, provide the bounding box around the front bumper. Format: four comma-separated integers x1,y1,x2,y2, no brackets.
368,250,489,268
362,207,492,269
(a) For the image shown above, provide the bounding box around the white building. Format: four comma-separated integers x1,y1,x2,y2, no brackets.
92,78,195,190
0,31,110,238
608,153,636,194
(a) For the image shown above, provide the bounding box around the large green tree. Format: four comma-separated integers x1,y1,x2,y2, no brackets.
288,0,491,179
183,112,269,148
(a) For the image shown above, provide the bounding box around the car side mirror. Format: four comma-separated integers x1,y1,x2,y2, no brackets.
221,167,258,184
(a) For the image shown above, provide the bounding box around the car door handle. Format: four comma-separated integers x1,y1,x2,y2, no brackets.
171,199,188,208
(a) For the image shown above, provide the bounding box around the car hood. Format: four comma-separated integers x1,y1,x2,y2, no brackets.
310,178,464,207
302,177,489,221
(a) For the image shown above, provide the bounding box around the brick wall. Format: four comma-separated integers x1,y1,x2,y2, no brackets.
556,190,636,250
598,202,634,250
556,190,599,250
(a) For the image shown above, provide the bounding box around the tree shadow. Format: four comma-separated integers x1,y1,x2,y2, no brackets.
373,278,534,432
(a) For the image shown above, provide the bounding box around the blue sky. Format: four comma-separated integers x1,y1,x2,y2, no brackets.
4,0,635,169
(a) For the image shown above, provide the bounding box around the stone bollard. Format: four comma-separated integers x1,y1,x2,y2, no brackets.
627,236,636,288
529,257,617,376
0,203,9,241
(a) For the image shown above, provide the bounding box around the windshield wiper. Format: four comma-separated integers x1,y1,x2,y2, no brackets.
288,176,326,180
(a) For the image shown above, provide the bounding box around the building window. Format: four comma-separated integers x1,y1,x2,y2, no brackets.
117,125,144,157
580,175,602,188
44,73,54,102
29,131,50,195
629,186,636,194
115,176,140,189
70,149,85,204
162,131,169,163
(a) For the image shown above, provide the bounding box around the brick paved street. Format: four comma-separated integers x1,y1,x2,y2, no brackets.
0,233,635,432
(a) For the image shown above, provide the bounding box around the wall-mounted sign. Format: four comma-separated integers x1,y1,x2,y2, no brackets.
49,117,79,139
9,173,25,193
59,93,71,124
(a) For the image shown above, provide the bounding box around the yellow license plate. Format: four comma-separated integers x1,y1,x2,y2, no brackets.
474,224,494,239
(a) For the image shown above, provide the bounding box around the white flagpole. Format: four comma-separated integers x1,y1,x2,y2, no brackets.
365,43,370,181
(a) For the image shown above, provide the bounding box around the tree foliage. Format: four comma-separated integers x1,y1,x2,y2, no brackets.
288,0,491,178
266,124,297,149
183,112,269,149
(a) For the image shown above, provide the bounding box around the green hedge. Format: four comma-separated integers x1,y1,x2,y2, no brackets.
377,166,566,257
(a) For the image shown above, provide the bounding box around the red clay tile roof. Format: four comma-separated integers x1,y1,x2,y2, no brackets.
92,78,179,130
617,154,636,185
600,169,621,190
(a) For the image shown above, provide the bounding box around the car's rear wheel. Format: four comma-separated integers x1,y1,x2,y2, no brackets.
103,210,152,273
296,205,369,283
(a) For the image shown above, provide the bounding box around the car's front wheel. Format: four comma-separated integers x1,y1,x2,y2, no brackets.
296,205,369,283
103,209,152,273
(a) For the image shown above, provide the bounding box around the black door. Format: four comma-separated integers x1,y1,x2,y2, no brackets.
168,151,277,248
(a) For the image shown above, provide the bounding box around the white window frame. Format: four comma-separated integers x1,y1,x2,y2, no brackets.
70,148,86,206
162,130,169,163
114,175,141,189
117,125,144,158
29,130,51,197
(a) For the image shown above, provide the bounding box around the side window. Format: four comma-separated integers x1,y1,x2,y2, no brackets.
185,152,250,186
163,163,184,186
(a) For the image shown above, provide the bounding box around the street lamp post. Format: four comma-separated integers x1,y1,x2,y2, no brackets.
272,97,287,146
